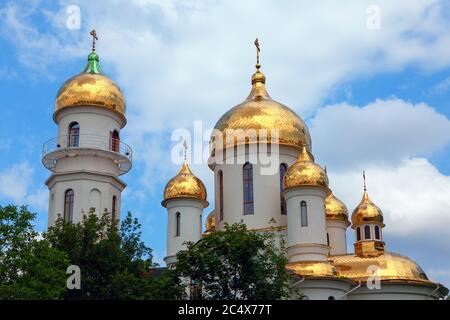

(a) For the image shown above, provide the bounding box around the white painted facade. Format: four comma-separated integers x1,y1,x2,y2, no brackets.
43,106,131,225
164,199,205,265
326,220,350,255
209,144,299,231
284,187,329,263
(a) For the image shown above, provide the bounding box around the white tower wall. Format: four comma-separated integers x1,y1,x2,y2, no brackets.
327,220,349,256
43,106,131,225
164,199,204,265
284,187,329,262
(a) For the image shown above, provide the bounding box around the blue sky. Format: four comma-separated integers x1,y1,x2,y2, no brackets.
1,0,450,287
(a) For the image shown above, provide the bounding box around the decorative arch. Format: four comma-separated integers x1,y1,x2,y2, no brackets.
89,189,101,214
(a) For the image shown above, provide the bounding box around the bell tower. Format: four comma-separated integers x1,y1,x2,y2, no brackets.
42,30,132,225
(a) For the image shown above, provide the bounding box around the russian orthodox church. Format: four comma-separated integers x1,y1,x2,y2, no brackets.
43,32,448,300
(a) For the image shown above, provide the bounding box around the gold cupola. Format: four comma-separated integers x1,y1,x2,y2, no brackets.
283,146,329,192
325,192,349,222
54,30,126,124
162,160,208,207
351,172,385,257
351,173,384,227
210,39,311,157
204,211,216,235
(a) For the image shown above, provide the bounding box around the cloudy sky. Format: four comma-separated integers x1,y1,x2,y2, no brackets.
0,0,449,287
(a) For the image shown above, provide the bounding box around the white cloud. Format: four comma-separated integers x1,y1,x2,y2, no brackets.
0,162,48,211
310,98,450,169
2,0,450,132
329,158,450,238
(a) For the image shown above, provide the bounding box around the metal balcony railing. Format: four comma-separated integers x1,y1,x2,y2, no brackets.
42,134,133,174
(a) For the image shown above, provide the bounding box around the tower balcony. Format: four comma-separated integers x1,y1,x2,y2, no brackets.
42,134,132,175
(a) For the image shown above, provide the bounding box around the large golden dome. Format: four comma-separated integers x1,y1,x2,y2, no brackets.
325,193,349,222
55,51,126,121
283,146,329,192
162,161,208,207
351,190,384,227
204,211,216,233
287,261,338,278
330,252,430,283
210,68,311,156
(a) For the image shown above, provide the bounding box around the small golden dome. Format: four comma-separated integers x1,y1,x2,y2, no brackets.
351,190,384,227
205,211,216,232
55,52,126,121
283,146,329,192
287,261,338,278
210,68,311,155
330,252,431,283
325,193,349,222
162,162,208,207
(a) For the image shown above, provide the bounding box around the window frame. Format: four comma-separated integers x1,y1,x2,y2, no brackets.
364,225,371,240
300,201,308,227
279,163,288,215
68,122,80,147
175,212,181,237
64,189,74,222
243,162,254,215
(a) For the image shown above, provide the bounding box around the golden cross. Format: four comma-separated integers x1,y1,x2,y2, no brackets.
363,170,367,191
183,140,188,161
254,37,261,69
90,29,98,52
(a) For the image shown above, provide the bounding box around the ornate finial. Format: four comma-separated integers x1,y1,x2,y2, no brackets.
324,165,327,174
363,170,367,191
183,140,188,162
90,29,98,52
254,37,261,70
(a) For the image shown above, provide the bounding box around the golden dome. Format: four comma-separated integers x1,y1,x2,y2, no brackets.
205,211,216,233
330,252,431,283
162,161,208,207
287,261,338,278
210,68,311,155
283,146,329,192
351,190,384,227
325,193,349,222
55,51,126,121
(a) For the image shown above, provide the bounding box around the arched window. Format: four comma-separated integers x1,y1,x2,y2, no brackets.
328,296,335,300
175,212,181,237
64,189,74,222
374,225,381,240
327,233,330,246
300,201,308,226
364,225,371,240
110,130,120,152
219,170,224,221
112,196,117,222
68,122,80,147
243,163,254,215
356,227,361,241
279,163,288,215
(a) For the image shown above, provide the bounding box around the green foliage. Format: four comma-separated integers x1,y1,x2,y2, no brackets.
0,205,68,299
175,222,292,300
44,209,184,300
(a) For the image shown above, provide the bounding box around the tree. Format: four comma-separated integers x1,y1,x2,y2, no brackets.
0,205,68,299
44,209,184,300
174,222,293,300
